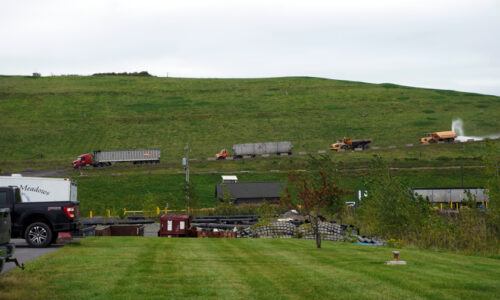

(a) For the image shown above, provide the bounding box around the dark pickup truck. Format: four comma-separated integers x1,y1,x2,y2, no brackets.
0,186,80,248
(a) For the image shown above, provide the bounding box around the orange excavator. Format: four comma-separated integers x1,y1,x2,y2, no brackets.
216,149,229,160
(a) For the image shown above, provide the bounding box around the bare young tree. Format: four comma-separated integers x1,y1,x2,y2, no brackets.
287,156,344,248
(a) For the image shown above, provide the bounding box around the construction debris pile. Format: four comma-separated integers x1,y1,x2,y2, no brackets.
189,212,350,240
242,220,347,241
155,211,384,244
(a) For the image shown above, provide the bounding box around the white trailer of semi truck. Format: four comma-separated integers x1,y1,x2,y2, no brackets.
0,175,77,203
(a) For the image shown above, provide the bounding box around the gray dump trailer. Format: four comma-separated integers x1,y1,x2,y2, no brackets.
94,149,161,164
232,141,292,158
73,149,161,168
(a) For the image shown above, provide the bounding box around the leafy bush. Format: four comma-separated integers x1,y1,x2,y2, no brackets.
386,238,404,248
356,155,500,255
357,157,431,239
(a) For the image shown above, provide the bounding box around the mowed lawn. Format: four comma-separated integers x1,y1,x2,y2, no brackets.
1,238,499,300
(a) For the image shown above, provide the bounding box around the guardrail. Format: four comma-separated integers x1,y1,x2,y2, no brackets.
123,207,166,217
86,207,215,218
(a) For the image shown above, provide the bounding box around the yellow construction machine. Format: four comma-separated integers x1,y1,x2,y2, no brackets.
420,131,457,144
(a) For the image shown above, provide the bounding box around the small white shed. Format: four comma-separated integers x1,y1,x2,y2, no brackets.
221,175,238,183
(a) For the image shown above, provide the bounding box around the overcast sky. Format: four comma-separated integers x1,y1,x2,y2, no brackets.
1,0,499,95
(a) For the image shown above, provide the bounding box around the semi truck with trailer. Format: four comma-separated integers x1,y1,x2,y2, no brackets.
0,175,81,247
330,138,372,151
73,149,161,168
216,141,293,159
420,131,457,144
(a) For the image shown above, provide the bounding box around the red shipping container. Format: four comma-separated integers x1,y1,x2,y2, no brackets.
158,214,190,237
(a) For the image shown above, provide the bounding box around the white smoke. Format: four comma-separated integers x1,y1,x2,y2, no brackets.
451,118,464,136
452,118,500,142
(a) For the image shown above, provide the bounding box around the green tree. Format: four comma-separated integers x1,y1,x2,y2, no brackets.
357,156,430,239
483,141,500,236
288,155,345,248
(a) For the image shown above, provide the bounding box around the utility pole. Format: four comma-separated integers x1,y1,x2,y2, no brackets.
184,144,190,184
183,144,190,213
461,143,465,188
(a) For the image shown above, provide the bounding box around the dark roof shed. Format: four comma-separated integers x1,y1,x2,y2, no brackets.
215,182,282,201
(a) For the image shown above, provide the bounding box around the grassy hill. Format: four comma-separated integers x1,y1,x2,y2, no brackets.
1,75,499,166
1,75,499,214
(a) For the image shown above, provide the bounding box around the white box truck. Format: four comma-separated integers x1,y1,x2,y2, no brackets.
0,174,77,203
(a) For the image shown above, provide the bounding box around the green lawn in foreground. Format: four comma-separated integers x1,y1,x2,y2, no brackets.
1,238,499,300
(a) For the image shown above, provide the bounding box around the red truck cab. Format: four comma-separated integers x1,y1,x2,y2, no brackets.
216,149,229,160
73,153,93,169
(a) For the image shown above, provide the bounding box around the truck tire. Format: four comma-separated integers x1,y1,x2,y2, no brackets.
25,222,53,248
0,258,4,273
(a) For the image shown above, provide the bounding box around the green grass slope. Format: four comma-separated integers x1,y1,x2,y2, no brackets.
1,75,499,166
76,165,491,214
1,238,499,300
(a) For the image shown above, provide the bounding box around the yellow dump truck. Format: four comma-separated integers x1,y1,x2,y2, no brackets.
420,131,457,144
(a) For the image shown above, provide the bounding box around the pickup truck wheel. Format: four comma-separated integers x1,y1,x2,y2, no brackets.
25,222,52,248
0,258,4,273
